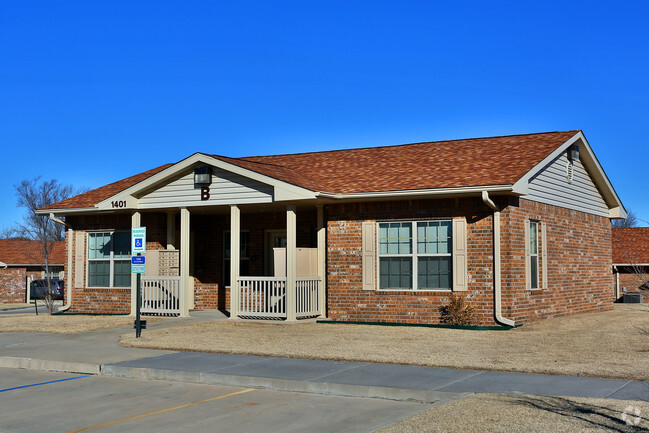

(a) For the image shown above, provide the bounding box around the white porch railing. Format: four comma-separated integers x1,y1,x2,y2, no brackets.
238,276,321,320
141,276,181,316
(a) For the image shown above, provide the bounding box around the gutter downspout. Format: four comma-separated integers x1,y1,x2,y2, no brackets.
49,213,72,313
481,192,516,327
613,265,620,300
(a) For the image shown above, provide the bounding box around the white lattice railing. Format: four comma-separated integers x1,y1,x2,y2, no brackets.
141,276,181,316
238,276,321,319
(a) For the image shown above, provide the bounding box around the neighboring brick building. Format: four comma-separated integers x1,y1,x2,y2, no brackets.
612,227,649,301
39,130,625,325
0,240,65,303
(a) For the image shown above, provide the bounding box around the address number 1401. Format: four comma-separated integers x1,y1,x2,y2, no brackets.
111,200,127,208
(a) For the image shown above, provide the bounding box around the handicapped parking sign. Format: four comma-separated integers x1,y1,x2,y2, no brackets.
132,227,146,253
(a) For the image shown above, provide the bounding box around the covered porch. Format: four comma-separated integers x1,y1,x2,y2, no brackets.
133,203,326,321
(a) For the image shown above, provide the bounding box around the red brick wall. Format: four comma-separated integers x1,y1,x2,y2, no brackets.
501,198,614,323
65,214,132,314
0,268,27,303
326,197,614,326
617,271,649,301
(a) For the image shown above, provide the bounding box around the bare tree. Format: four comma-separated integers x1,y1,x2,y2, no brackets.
612,209,639,228
12,177,78,314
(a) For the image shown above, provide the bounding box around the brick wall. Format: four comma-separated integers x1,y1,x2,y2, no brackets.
501,198,614,323
0,268,27,303
326,197,614,326
617,271,649,301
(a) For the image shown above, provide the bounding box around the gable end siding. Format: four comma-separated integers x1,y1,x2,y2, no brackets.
138,169,273,209
525,152,609,217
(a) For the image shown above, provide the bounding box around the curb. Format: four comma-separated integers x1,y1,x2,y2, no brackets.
0,357,100,375
1,356,468,404
101,364,467,403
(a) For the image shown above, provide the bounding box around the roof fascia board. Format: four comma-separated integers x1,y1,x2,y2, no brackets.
36,207,98,216
94,153,316,210
512,131,626,219
316,184,514,200
512,132,582,193
3,263,64,267
613,263,649,266
577,132,627,219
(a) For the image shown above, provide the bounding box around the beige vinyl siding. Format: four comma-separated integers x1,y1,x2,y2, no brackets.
138,169,273,209
526,152,609,217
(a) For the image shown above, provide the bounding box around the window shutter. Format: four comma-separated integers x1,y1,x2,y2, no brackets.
74,231,85,289
541,222,548,289
524,219,531,290
452,218,468,292
361,221,376,290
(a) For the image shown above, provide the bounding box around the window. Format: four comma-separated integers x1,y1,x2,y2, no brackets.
378,220,452,290
224,231,250,286
529,221,539,289
87,231,131,287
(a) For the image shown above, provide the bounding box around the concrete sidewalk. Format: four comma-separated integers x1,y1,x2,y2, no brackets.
0,315,647,404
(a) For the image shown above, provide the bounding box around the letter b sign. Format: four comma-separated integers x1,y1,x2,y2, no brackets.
201,187,210,201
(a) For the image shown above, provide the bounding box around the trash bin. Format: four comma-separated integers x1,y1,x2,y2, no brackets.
623,293,643,303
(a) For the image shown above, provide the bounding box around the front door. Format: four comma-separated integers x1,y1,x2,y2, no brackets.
265,230,287,276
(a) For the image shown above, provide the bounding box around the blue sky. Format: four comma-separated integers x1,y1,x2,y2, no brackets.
1,1,648,229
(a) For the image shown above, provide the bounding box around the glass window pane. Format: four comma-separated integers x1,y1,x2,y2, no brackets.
88,233,110,259
530,222,538,254
113,232,131,258
113,260,131,287
531,256,539,289
379,257,412,289
418,257,452,289
88,261,110,287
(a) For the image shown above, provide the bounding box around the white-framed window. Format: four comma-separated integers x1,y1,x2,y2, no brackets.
529,221,539,289
378,220,452,290
87,231,131,288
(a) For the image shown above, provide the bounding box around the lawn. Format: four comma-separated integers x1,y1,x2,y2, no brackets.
119,304,649,380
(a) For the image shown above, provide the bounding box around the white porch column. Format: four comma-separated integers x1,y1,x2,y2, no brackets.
317,205,326,318
229,205,240,319
179,208,190,317
286,205,297,322
130,211,141,316
166,211,176,250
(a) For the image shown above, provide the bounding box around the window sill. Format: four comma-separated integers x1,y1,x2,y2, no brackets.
528,289,544,295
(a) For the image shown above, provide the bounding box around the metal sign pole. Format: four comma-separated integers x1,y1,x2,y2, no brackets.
136,253,142,338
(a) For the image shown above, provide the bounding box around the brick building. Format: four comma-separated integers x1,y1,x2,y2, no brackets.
0,240,65,303
612,227,649,300
40,130,625,325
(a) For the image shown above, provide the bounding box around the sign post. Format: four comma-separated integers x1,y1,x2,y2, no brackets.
132,227,146,338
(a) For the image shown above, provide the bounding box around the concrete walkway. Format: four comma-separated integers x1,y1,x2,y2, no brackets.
0,313,647,405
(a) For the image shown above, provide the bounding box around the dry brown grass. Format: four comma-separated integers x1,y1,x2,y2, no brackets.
0,314,135,333
377,394,649,433
120,304,649,380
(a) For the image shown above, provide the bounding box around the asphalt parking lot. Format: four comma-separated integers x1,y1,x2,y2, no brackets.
0,368,431,433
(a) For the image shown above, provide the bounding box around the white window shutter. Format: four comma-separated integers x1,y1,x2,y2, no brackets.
541,222,548,289
452,218,468,292
74,231,85,289
524,218,531,290
361,222,376,290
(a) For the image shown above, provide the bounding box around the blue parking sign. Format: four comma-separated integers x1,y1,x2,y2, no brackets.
132,227,146,253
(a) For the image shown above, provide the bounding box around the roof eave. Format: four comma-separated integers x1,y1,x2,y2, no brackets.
316,184,516,200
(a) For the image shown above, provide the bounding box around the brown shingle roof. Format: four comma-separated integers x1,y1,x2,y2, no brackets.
613,228,649,264
230,130,579,193
45,130,579,209
0,240,65,266
43,164,173,210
